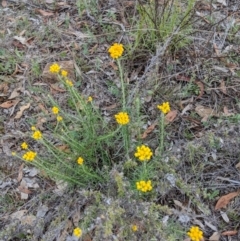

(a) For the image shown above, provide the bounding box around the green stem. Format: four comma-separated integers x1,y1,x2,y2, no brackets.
117,59,126,110
159,113,165,158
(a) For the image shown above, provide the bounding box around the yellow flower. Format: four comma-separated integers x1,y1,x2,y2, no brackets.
57,115,63,122
157,102,170,114
61,70,68,77
131,225,138,232
108,43,124,59
66,79,73,87
136,180,152,192
77,157,84,165
87,96,93,102
187,226,203,241
73,227,82,238
12,152,16,156
31,126,36,131
134,145,153,161
22,151,37,162
32,130,42,140
115,112,129,125
49,63,61,74
21,142,28,150
52,106,59,115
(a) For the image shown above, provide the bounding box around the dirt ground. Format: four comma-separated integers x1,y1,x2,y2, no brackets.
0,0,240,240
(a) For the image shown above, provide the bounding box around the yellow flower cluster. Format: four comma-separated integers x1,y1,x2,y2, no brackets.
87,96,93,102
73,227,82,238
157,102,170,114
131,225,138,232
32,130,42,140
22,151,37,161
57,115,63,122
61,70,68,77
136,180,152,192
134,145,153,161
52,106,59,115
49,63,61,74
21,142,28,150
115,112,129,125
66,79,73,87
108,43,124,59
187,226,203,241
77,157,84,165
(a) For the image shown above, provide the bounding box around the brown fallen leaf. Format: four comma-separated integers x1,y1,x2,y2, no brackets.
2,0,7,7
50,84,66,93
220,80,227,94
235,162,240,169
209,232,220,241
0,82,9,94
141,121,157,139
35,9,54,17
14,103,31,119
56,145,71,153
223,106,234,117
221,230,238,236
195,105,219,122
195,81,204,99
0,99,20,108
18,185,32,194
165,110,177,124
38,103,48,114
17,163,24,182
215,191,240,210
102,103,118,110
9,87,22,99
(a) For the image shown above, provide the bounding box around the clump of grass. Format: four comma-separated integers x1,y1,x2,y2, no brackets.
132,0,196,53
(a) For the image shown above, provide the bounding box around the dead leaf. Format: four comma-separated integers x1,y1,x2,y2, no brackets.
0,99,20,108
217,0,227,6
21,215,36,226
10,210,27,220
18,185,32,194
195,105,219,122
2,0,7,7
14,103,31,119
35,9,55,17
181,104,193,115
220,211,229,223
9,88,22,99
209,232,220,241
13,36,30,47
141,121,157,139
109,61,118,70
0,82,9,95
165,110,177,124
38,103,48,114
215,191,240,210
221,230,238,236
223,106,234,117
50,83,66,92
220,80,227,94
17,163,24,182
56,145,71,153
235,162,240,169
102,103,118,110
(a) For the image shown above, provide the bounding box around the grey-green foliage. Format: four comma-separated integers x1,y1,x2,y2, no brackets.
134,0,196,52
